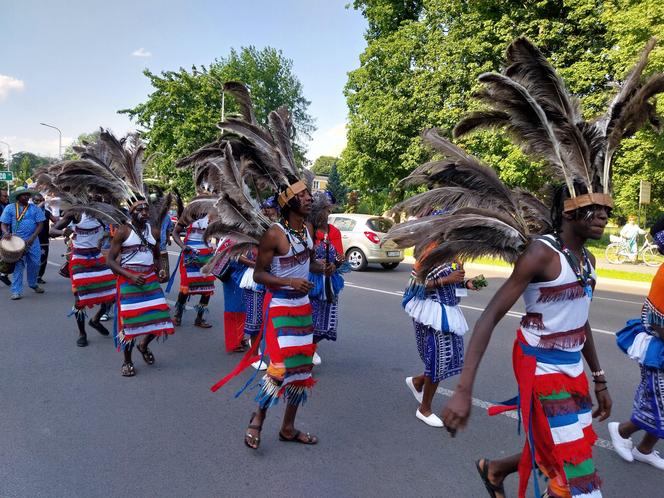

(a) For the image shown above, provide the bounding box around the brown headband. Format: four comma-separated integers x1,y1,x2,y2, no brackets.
563,193,614,213
129,200,148,212
277,180,308,207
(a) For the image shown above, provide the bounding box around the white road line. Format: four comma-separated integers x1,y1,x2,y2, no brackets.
345,281,616,336
436,387,615,452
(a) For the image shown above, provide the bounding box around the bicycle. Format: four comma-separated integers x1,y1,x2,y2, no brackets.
605,234,662,267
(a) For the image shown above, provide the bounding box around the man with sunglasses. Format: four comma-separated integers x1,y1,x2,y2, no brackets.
443,187,612,498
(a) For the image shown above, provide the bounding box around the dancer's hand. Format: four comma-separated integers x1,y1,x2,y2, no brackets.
2,233,11,241
448,269,465,284
132,274,147,286
323,262,335,276
593,386,612,421
289,278,313,293
441,387,472,436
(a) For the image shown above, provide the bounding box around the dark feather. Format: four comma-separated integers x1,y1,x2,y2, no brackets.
178,196,218,226
453,111,510,138
223,81,257,124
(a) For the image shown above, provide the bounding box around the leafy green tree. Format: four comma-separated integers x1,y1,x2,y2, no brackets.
63,130,101,160
120,46,314,197
327,161,348,207
343,0,664,217
9,152,53,184
311,155,338,176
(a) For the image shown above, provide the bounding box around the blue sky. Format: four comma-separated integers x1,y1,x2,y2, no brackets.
0,0,367,161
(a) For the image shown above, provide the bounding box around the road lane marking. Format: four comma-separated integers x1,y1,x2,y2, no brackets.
345,282,616,336
436,387,615,452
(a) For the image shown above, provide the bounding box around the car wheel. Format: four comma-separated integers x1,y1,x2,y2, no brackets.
381,262,399,270
346,248,368,271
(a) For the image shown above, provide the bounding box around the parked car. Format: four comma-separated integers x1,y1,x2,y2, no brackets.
328,213,404,271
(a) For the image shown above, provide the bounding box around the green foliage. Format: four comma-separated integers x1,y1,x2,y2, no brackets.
63,130,101,160
311,155,338,176
343,0,664,216
9,152,53,184
327,161,348,207
120,46,314,198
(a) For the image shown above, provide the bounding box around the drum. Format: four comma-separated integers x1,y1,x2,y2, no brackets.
0,260,15,274
0,235,26,264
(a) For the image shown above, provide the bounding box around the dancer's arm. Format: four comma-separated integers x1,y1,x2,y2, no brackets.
442,241,552,433
106,225,146,286
50,211,77,237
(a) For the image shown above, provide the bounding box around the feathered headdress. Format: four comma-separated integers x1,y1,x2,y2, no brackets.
386,37,664,278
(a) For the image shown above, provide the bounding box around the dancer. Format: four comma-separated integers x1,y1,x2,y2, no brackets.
0,186,45,300
50,209,116,347
610,216,664,470
203,82,331,449
403,253,481,427
106,198,174,376
307,190,347,365
172,208,217,328
33,193,57,284
386,37,664,498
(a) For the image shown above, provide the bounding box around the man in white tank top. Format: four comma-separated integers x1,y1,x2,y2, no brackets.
443,187,612,498
241,182,332,450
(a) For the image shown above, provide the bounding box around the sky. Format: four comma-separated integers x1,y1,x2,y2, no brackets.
0,0,368,162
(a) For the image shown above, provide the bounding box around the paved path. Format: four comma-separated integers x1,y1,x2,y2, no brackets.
0,241,661,497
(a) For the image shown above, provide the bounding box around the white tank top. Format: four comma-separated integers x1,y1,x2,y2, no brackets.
270,222,313,288
73,213,104,249
120,223,156,267
185,215,209,243
520,235,596,351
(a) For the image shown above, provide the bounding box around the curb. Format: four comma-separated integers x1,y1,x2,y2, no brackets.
402,256,653,292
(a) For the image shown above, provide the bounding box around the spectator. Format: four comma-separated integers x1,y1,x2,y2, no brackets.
33,193,58,284
621,214,646,261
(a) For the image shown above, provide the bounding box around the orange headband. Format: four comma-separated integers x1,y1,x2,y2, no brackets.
129,200,148,212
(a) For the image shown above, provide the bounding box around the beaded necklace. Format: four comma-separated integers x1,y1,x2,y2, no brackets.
15,203,29,229
553,233,593,298
281,218,309,264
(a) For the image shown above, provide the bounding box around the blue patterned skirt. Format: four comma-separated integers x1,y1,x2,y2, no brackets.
243,288,265,337
311,297,339,341
414,320,464,383
632,365,664,438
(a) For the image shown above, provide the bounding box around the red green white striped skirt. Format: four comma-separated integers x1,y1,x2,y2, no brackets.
115,266,174,347
256,293,316,408
178,244,215,295
69,247,116,308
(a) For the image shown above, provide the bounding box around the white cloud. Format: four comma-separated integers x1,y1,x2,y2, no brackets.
1,135,74,158
306,122,347,162
0,74,25,101
131,47,152,58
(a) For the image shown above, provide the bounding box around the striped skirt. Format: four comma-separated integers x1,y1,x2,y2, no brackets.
256,292,316,408
178,241,215,295
69,247,116,308
513,331,600,498
115,266,174,348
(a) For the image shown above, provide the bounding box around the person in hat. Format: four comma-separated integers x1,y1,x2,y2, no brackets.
610,215,664,471
0,186,45,299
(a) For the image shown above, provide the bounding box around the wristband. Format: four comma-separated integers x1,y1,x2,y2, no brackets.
591,369,605,377
592,379,607,384
595,386,608,393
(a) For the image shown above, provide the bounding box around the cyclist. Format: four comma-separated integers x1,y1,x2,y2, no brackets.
620,215,646,261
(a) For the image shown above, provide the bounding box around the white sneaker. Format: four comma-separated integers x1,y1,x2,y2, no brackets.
405,377,423,403
416,409,444,428
633,448,664,470
99,314,109,322
312,352,322,366
252,359,267,370
608,422,634,462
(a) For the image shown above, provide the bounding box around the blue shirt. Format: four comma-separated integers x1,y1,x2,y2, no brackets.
160,216,174,251
0,203,46,241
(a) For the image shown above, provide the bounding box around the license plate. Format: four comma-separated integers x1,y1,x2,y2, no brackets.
387,251,400,257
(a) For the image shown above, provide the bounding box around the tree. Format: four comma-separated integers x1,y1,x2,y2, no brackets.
343,0,664,217
9,152,54,184
327,161,348,207
63,130,101,160
120,46,314,197
311,155,338,176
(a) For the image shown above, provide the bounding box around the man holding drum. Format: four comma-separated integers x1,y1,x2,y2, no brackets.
0,186,45,299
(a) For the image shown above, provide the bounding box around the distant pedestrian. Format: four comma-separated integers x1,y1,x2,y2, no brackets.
0,186,45,299
33,193,58,284
0,189,11,286
620,215,646,261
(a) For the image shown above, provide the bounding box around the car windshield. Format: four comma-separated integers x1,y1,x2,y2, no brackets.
367,217,393,233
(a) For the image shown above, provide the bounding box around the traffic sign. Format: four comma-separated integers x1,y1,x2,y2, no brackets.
0,170,13,181
640,179,651,205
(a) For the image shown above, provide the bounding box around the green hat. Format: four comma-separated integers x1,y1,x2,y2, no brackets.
9,186,39,203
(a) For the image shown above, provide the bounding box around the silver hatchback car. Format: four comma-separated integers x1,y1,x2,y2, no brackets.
328,213,404,271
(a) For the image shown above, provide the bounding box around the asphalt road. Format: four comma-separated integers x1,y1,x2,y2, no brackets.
0,240,661,497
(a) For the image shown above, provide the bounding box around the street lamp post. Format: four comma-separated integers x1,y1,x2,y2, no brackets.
39,122,62,159
0,140,12,196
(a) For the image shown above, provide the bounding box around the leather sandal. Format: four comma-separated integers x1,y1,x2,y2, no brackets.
244,412,263,450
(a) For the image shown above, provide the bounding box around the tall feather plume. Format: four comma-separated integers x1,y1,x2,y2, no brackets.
223,81,257,124
177,196,218,227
